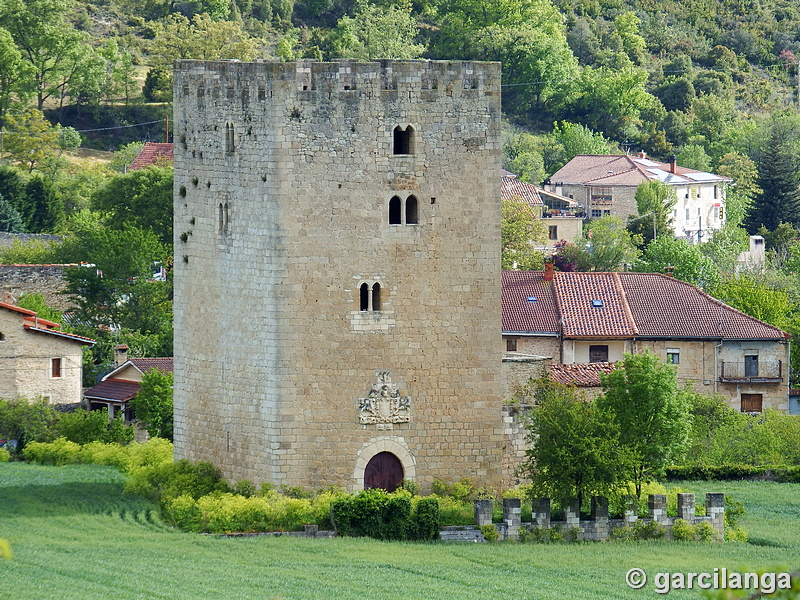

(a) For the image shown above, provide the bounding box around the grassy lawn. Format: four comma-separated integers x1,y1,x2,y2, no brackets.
1,464,798,600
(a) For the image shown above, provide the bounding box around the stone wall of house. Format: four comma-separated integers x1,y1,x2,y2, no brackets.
0,309,85,404
0,265,75,312
173,60,505,492
504,335,559,360
540,216,582,249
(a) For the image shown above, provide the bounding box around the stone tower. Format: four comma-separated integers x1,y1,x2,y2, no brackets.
173,59,504,492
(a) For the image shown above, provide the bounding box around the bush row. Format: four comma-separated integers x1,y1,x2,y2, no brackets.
22,437,173,473
330,489,440,541
666,464,800,482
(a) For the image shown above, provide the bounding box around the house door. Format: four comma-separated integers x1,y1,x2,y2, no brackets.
744,355,759,377
364,452,404,492
741,393,763,413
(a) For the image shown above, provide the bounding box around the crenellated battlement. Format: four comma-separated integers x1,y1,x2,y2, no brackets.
174,59,501,105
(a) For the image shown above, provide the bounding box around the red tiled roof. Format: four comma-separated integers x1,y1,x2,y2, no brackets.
502,271,789,341
129,143,174,171
617,273,788,340
0,301,95,345
554,272,637,338
548,155,731,187
501,175,543,206
502,271,560,334
129,357,173,374
84,379,140,403
549,362,616,387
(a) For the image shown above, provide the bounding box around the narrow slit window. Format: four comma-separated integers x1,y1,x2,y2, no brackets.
225,123,235,154
224,203,230,233
218,203,224,232
393,126,413,155
360,283,369,311
389,196,402,225
405,195,418,224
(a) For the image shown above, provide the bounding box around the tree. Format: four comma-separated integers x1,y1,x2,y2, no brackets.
596,351,691,498
501,198,547,270
503,128,545,184
521,379,630,508
331,0,425,60
709,274,795,331
130,368,174,441
0,397,58,454
676,143,711,171
55,408,134,445
543,121,616,176
21,174,64,233
556,216,640,272
628,181,676,245
91,166,174,244
142,66,173,103
715,151,759,228
632,236,719,288
0,193,23,233
0,26,32,123
2,108,60,172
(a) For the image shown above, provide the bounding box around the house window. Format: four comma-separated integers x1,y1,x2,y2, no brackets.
714,185,718,199
589,345,609,363
666,348,680,364
405,195,418,225
590,187,612,203
690,187,698,199
225,123,235,154
389,196,402,225
744,353,759,377
393,125,414,155
548,225,558,240
591,209,602,218
51,357,62,378
506,338,517,352
603,210,611,216
218,203,230,236
741,393,763,413
685,208,689,221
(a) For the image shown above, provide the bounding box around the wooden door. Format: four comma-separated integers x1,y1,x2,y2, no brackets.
741,393,763,413
364,452,404,492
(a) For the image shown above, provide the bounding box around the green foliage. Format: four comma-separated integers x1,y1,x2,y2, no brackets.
556,216,640,272
708,274,795,330
0,447,9,462
479,523,499,542
108,142,144,173
123,458,229,505
520,524,564,543
16,292,62,324
501,198,547,270
694,520,717,541
331,0,425,60
329,488,439,541
671,518,697,540
2,108,61,173
503,127,545,184
20,437,174,473
141,66,173,103
543,121,616,176
129,369,173,441
0,397,59,454
521,379,630,508
633,519,665,540
597,351,691,498
232,479,258,497
633,236,719,288
413,497,440,541
0,193,24,232
22,437,81,465
629,181,677,245
55,409,134,445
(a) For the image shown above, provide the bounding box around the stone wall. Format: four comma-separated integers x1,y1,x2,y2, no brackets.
173,60,505,492
0,265,75,312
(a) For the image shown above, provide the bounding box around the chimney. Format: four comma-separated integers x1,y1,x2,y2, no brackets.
114,344,129,368
1,287,14,305
664,266,675,278
669,154,677,174
637,151,646,159
544,262,555,282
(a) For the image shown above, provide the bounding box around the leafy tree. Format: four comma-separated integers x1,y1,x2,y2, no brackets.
502,128,545,184
714,152,759,227
331,0,425,60
521,379,630,508
612,12,646,65
2,108,60,172
142,66,173,103
543,121,616,176
130,369,174,441
0,193,24,233
0,397,58,454
16,292,61,323
628,181,676,245
108,142,145,173
596,351,691,498
0,26,32,123
501,198,547,270
556,216,640,272
21,174,64,233
709,274,795,331
91,166,174,244
55,408,134,445
676,143,711,171
699,225,750,274
632,236,719,288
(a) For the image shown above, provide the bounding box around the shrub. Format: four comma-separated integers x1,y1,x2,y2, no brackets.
634,520,665,540
435,495,474,526
671,518,697,541
165,494,203,532
479,523,499,542
22,438,81,465
55,409,133,445
0,397,59,454
611,525,635,541
695,521,717,541
412,497,440,541
330,489,428,541
124,459,229,505
232,480,257,498
0,447,9,462
80,441,131,471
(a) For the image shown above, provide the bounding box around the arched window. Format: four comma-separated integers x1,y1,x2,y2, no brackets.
225,123,235,154
393,125,414,155
223,203,229,232
360,283,369,311
405,195,418,225
218,203,224,232
372,283,381,311
388,196,402,225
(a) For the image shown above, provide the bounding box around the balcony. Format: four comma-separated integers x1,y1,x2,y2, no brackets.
719,360,783,383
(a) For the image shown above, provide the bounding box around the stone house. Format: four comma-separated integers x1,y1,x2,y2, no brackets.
544,153,732,242
502,265,790,413
0,301,94,404
83,345,172,424
173,59,505,493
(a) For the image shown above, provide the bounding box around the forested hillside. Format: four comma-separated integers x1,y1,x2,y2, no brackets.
2,0,800,380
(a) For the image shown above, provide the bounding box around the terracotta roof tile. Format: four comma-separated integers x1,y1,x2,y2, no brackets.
548,155,731,187
84,379,140,403
548,362,616,387
129,357,173,374
553,272,637,338
502,271,559,333
129,143,174,171
501,175,543,206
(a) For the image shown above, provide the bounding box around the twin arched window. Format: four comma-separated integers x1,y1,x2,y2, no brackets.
393,125,414,155
389,195,418,225
360,282,381,311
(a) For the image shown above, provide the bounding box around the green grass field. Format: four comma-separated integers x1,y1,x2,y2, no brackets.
1,464,798,600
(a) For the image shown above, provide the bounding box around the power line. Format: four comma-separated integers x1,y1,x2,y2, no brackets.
0,118,167,136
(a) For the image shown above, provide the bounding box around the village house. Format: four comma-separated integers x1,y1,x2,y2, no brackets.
83,345,172,424
502,265,790,413
0,301,94,405
544,153,732,242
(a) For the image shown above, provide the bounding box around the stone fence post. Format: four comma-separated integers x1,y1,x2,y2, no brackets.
705,493,725,541
624,495,638,526
502,498,521,540
648,494,668,524
564,499,580,528
532,498,550,530
677,493,695,522
474,499,493,527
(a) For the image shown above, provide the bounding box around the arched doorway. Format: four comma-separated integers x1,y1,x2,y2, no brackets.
363,451,404,492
